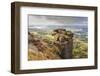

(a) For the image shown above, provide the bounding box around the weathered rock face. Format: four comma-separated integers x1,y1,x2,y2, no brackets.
53,29,73,59
60,38,73,59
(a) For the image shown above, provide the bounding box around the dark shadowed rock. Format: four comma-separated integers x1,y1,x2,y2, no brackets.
53,29,73,59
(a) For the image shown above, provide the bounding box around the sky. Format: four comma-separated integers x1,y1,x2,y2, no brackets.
28,15,88,29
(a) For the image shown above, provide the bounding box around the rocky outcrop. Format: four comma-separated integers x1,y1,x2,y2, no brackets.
52,29,73,59
28,29,73,60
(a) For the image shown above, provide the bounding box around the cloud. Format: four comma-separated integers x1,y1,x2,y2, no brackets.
29,15,88,27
